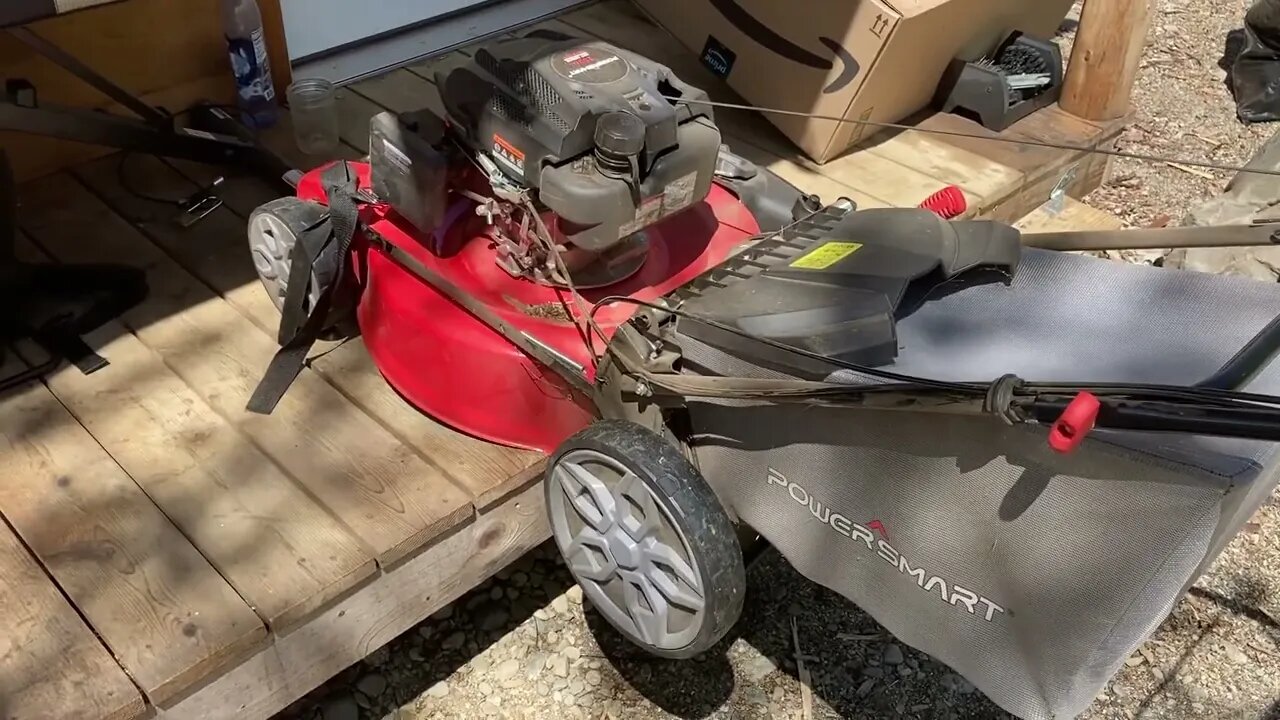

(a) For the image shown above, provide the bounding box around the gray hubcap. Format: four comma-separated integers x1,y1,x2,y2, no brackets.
549,450,706,651
248,209,320,312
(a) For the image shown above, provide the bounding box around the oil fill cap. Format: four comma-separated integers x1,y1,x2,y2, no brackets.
595,111,646,158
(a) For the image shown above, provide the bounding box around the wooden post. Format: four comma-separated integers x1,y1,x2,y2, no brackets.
258,0,293,97
1060,0,1154,122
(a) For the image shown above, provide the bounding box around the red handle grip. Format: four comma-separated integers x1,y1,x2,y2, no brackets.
1048,392,1101,454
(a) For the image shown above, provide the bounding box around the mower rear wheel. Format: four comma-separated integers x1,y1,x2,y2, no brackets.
545,420,745,659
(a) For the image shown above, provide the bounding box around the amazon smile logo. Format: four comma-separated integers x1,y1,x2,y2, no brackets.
708,0,860,93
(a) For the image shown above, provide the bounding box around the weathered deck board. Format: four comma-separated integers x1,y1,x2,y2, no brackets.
154,478,549,720
0,507,145,720
15,231,376,631
1016,197,1126,234
22,173,472,566
348,66,438,115
333,87,386,153
0,353,265,703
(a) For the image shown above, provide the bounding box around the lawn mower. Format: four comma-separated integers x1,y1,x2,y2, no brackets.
244,32,1280,720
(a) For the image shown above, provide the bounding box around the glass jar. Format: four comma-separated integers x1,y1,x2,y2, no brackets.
286,78,339,156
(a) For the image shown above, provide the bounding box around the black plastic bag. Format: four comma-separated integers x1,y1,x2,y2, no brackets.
1234,0,1280,122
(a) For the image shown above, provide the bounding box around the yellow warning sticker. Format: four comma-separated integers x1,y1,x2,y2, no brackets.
790,242,863,270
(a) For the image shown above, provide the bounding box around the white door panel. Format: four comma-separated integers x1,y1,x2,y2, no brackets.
281,0,489,60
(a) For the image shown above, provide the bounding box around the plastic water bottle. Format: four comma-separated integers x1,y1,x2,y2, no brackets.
221,0,278,129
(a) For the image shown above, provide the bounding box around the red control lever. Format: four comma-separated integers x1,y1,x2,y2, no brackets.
1048,392,1101,454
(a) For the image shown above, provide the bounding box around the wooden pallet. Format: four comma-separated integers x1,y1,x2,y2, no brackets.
0,0,1133,717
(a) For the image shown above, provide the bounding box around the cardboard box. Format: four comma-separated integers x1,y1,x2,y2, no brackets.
635,0,1077,162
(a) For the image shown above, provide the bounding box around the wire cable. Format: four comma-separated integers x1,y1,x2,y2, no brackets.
589,295,1280,413
664,96,1280,179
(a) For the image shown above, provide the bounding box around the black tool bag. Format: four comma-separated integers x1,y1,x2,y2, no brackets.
1,150,148,391
247,162,363,414
1233,0,1280,122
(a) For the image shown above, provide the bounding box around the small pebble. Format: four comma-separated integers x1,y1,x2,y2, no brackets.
567,585,584,604
564,646,582,662
442,631,465,650
365,646,390,666
586,669,602,686
568,677,586,695
495,658,522,680
863,666,885,679
506,588,520,600
490,586,504,600
356,673,387,697
857,678,877,698
1223,642,1250,664
551,654,571,677
431,606,454,622
417,626,434,641
534,608,550,621
883,644,905,665
425,680,450,698
552,595,571,614
322,695,359,720
521,650,545,676
479,606,510,632
513,571,529,587
479,700,500,716
741,653,776,682
537,682,551,696
477,681,494,697
940,672,976,695
471,655,491,674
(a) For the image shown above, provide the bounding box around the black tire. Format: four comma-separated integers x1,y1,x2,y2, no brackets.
246,196,356,340
545,419,745,659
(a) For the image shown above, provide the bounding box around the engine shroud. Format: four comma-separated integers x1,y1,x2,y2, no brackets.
437,36,723,255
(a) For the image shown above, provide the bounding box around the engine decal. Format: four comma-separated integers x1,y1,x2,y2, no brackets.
551,47,629,84
492,133,526,176
662,172,699,216
790,241,862,270
618,195,665,238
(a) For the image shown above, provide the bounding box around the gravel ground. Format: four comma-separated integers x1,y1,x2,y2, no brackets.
279,2,1280,718
1084,0,1276,229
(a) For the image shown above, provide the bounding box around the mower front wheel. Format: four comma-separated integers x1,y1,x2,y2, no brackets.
247,196,326,314
545,420,746,659
247,196,356,340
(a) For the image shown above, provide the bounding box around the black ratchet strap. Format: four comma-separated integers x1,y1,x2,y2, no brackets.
247,162,362,414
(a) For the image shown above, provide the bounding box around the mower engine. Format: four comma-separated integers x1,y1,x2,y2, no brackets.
261,34,788,453
371,36,724,288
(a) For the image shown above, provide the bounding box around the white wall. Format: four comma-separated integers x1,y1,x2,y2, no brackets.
280,0,489,60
